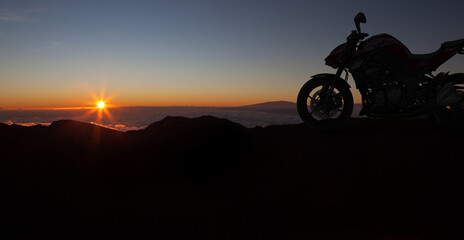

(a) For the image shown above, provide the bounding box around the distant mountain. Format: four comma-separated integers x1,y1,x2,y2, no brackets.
225,100,298,115
1,116,462,239
239,100,296,109
226,101,363,117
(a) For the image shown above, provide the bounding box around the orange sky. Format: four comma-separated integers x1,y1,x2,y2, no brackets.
1,1,462,109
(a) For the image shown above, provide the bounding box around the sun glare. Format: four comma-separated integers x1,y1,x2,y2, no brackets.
97,101,105,109
82,88,115,123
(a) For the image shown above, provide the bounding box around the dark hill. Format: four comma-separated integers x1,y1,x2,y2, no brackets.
0,116,463,239
139,115,247,137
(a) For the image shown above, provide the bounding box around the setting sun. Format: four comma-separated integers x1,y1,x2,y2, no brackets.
97,101,105,109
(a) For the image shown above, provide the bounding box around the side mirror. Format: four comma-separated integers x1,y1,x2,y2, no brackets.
354,12,367,33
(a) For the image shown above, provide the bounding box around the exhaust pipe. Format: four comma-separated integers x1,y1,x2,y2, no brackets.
437,82,462,106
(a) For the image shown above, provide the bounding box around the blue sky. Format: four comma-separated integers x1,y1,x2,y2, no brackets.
1,0,464,108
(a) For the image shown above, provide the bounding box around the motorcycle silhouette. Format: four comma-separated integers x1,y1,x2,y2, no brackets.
297,12,464,129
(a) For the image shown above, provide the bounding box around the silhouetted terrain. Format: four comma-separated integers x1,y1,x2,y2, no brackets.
1,116,463,239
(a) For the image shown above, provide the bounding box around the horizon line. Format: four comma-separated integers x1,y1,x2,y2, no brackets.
0,100,306,111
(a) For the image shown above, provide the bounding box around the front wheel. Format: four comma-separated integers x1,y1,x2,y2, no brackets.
297,77,353,129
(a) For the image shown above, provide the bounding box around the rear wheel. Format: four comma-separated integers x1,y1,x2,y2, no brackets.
433,73,464,128
297,77,353,129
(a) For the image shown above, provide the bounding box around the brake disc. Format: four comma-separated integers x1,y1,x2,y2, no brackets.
309,90,342,119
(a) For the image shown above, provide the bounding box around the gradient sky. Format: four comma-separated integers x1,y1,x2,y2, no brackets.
1,0,464,108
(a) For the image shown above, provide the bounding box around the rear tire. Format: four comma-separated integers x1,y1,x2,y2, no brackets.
433,73,464,128
297,77,353,129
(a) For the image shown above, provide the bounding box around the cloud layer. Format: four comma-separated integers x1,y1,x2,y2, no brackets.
0,107,302,131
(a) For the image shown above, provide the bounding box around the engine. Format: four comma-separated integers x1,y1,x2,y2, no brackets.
375,86,404,106
362,61,407,109
350,50,434,115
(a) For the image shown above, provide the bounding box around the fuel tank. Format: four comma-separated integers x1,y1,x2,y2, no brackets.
353,34,464,71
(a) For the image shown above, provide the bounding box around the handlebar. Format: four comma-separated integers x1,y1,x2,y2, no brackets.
346,31,369,46
360,33,369,39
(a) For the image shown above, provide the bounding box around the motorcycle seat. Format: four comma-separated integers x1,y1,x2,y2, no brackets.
411,38,464,61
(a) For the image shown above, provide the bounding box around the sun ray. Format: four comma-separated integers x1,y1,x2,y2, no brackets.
80,85,117,124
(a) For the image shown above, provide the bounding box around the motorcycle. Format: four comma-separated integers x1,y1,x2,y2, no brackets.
297,12,464,129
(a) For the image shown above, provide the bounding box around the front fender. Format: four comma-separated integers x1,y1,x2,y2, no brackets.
310,73,351,89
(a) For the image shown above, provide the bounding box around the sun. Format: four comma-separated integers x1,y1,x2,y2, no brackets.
97,101,105,109
82,89,115,122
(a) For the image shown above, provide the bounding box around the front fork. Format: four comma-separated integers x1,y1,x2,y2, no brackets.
319,67,348,110
325,67,346,92
319,43,355,109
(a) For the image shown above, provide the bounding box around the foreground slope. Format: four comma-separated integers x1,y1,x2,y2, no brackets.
0,116,463,239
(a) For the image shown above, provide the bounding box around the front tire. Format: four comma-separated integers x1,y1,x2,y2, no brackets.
297,77,353,129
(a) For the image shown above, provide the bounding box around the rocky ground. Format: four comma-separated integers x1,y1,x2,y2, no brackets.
1,116,463,239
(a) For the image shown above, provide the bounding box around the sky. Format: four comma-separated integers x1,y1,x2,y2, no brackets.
1,0,464,108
